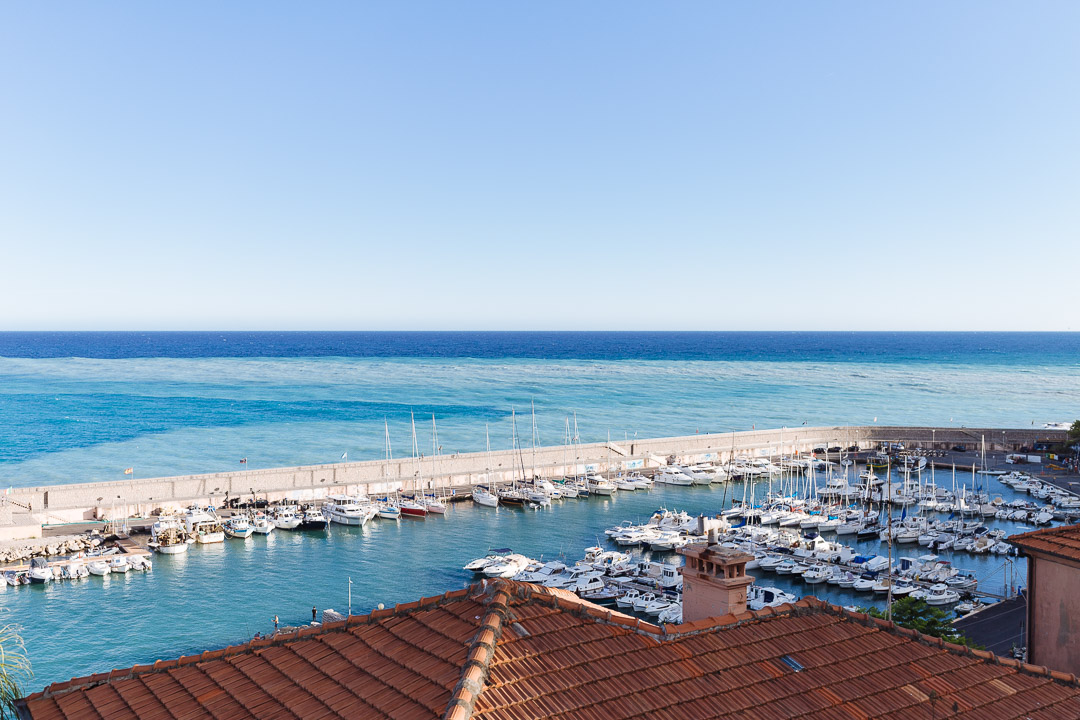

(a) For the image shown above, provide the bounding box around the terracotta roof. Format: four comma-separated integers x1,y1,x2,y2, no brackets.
1009,524,1080,563
18,580,1080,720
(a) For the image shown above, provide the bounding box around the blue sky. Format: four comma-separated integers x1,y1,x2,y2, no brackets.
1,3,1077,330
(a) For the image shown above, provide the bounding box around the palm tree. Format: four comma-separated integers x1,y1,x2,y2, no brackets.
0,623,31,720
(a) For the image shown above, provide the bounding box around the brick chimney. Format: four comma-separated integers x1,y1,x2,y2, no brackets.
678,536,755,622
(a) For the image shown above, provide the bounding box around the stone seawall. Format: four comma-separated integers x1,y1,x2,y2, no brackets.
2,425,1065,538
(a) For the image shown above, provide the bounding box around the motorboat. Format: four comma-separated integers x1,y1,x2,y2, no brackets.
300,505,329,529
644,597,674,615
128,556,153,571
28,557,52,584
747,585,796,611
109,557,130,573
464,549,512,574
852,575,876,592
483,554,532,579
271,506,302,530
250,512,275,534
658,602,683,624
224,515,254,539
616,589,643,609
587,476,617,495
325,495,376,526
654,468,693,486
924,584,961,606
87,560,111,576
514,561,568,584
61,563,89,580
802,566,830,584
632,592,657,612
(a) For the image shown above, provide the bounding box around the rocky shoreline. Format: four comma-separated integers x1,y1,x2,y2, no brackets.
0,534,104,565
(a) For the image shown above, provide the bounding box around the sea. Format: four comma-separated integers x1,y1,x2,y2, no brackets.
1,331,1078,689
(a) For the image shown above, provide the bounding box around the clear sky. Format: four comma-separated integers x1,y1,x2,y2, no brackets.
1,3,1078,330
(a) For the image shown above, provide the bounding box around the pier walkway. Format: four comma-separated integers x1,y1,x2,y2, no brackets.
2,424,1066,541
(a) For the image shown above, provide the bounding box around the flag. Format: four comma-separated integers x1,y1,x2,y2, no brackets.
900,506,907,521
240,458,247,464
123,468,134,475
341,452,348,461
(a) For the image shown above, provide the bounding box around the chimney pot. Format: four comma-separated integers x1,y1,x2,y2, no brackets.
677,545,755,622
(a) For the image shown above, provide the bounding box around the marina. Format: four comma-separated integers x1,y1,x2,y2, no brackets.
3,435,1072,686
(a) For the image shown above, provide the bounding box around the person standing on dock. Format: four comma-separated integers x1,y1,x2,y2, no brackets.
312,605,317,623
272,615,279,632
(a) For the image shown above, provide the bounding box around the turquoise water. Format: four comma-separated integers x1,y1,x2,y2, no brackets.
4,475,1030,688
2,350,1078,486
1,332,1076,689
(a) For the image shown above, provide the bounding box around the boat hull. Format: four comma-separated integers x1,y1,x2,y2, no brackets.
155,543,189,555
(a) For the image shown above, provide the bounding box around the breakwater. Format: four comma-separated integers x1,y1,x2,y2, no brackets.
2,425,1064,540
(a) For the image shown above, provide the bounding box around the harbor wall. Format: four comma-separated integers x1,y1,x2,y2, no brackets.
2,425,1065,536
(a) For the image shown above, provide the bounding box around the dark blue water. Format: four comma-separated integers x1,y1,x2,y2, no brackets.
2,331,1078,363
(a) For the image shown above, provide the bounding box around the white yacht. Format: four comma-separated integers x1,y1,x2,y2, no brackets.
324,495,376,526
654,468,693,486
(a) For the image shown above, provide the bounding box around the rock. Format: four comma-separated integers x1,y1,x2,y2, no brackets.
321,609,347,623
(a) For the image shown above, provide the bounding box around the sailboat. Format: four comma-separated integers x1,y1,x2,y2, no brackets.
398,412,428,518
497,410,529,507
472,424,500,508
422,415,447,514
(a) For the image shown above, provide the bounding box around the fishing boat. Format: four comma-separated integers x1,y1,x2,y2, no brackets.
250,512,275,534
184,507,225,544
149,515,192,554
224,515,254,539
271,506,302,530
299,505,329,529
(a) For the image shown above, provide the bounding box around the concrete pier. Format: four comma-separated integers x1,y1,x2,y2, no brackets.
1,424,1066,541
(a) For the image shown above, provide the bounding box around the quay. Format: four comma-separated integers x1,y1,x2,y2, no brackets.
1,424,1067,541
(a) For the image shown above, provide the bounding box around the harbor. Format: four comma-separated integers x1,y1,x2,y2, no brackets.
3,425,1076,686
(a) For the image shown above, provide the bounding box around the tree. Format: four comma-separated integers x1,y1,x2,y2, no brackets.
0,623,31,720
861,598,980,647
1069,420,1080,441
